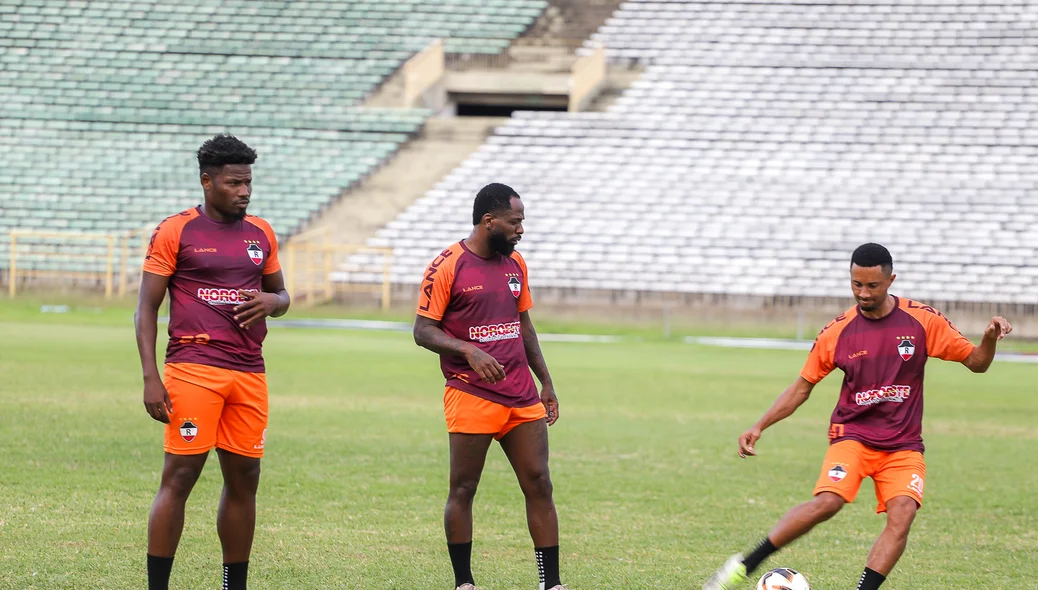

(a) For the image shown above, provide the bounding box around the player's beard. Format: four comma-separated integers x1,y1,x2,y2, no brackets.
488,229,516,256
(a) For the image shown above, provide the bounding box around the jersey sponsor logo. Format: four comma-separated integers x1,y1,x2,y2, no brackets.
194,247,218,253
848,349,868,359
179,421,198,443
507,276,521,298
854,384,911,406
468,321,521,343
898,338,916,361
828,464,848,482
197,287,258,305
245,241,264,265
462,284,483,293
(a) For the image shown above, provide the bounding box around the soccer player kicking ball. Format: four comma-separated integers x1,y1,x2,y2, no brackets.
413,183,565,590
135,135,290,590
704,243,1011,590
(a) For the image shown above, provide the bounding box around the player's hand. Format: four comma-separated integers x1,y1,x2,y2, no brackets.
234,290,280,329
464,347,506,384
738,427,762,458
143,376,172,424
541,382,559,426
985,316,1012,341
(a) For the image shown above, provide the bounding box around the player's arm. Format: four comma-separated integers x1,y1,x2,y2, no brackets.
234,271,290,329
135,271,173,424
520,310,558,425
413,315,506,384
961,316,1012,373
738,376,817,458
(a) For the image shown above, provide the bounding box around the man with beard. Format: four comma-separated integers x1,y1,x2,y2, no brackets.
135,134,290,590
413,183,564,590
704,243,1011,590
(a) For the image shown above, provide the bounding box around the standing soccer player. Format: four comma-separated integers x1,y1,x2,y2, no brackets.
413,183,564,590
704,243,1012,590
135,134,290,590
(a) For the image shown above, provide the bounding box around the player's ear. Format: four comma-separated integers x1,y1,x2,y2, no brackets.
481,212,494,229
200,171,213,191
888,273,897,285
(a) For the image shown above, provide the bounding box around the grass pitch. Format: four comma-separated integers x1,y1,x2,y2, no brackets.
0,301,1035,589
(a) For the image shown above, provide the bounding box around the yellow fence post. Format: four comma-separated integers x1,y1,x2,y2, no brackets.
119,231,129,297
8,232,17,298
381,248,392,312
285,242,296,297
323,232,332,303
104,234,114,298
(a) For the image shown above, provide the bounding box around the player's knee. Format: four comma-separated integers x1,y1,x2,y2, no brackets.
226,461,262,494
886,498,918,534
521,468,553,500
161,462,204,498
449,478,480,505
812,492,845,521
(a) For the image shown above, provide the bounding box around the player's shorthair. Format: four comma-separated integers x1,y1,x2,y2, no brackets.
472,183,519,225
851,243,893,274
197,134,257,174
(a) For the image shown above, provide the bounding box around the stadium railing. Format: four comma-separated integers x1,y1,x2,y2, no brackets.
283,229,394,311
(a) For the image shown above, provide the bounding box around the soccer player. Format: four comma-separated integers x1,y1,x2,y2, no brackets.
704,243,1012,590
413,183,565,590
135,134,290,590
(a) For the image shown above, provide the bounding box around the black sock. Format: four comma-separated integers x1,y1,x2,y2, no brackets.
447,542,474,587
856,567,886,590
535,545,561,590
147,554,174,590
742,537,779,574
222,561,249,590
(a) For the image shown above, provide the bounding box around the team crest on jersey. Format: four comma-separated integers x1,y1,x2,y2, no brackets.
507,276,521,298
897,338,916,361
246,242,263,265
179,421,198,443
828,464,848,482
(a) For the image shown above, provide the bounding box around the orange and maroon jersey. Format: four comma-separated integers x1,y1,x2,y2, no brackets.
801,296,975,453
143,206,281,373
416,241,538,408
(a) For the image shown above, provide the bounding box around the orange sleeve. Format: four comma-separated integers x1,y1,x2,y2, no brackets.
800,310,853,383
248,217,281,275
416,246,460,321
512,251,533,313
902,300,975,362
142,215,186,276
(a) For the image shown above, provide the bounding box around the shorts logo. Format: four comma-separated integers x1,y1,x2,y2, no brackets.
507,276,521,298
197,287,258,306
254,428,266,450
828,464,848,482
897,337,916,361
468,321,521,343
246,242,264,265
179,421,198,443
908,473,924,495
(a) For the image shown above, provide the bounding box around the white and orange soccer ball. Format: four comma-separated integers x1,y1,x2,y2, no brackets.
756,568,811,590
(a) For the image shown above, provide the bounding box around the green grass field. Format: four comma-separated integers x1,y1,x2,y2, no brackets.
1,301,1036,589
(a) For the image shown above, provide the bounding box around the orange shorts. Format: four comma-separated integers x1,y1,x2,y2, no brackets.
163,363,268,458
814,439,926,513
444,386,546,440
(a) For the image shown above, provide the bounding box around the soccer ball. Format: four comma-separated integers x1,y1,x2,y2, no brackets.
756,568,810,590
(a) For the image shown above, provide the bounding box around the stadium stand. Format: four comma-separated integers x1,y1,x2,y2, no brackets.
355,0,1038,304
0,0,548,276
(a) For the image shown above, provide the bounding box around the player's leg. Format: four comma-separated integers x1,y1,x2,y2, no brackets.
148,452,209,588
214,369,268,590
704,441,866,590
498,404,561,590
446,432,494,588
149,364,223,590
855,450,925,590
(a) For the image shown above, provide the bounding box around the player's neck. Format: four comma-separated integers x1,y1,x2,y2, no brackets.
200,202,236,224
859,294,896,320
463,234,494,259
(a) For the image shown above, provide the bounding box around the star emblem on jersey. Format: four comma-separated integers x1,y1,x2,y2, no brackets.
507,276,521,298
898,339,916,361
246,243,263,265
828,465,847,482
179,421,198,443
